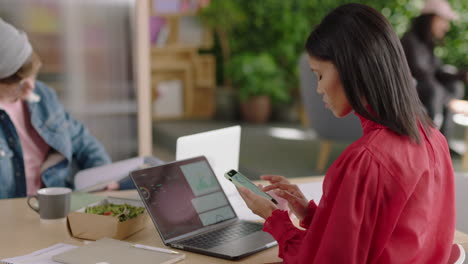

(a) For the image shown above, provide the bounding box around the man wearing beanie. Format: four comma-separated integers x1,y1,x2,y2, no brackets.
401,0,468,143
0,18,112,198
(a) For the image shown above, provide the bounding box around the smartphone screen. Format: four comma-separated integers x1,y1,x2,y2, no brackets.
225,170,277,204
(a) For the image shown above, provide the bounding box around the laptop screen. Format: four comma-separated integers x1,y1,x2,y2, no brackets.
130,156,236,240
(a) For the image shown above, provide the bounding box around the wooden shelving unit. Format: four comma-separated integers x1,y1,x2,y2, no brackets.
150,1,216,120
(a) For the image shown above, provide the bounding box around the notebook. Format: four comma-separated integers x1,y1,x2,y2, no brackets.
130,156,277,260
176,126,262,221
52,238,185,264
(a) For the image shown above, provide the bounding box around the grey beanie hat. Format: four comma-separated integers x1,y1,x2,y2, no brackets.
0,18,33,79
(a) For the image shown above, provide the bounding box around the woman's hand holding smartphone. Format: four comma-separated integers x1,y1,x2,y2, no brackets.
261,175,309,221
225,170,308,220
224,169,278,204
225,169,279,219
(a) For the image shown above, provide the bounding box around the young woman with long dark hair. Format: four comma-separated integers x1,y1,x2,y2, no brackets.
238,3,455,263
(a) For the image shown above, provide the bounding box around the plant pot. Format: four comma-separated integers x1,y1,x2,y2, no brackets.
272,100,300,123
240,95,271,123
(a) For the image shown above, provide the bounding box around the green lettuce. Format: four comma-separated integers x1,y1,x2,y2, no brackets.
85,203,145,222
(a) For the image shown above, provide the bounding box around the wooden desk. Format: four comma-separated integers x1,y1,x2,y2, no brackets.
1,177,468,262
0,191,280,263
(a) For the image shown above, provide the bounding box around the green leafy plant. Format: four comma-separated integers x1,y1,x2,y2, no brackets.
85,203,145,222
201,0,467,100
199,0,317,101
198,0,246,86
227,0,319,103
363,0,467,68
228,53,288,103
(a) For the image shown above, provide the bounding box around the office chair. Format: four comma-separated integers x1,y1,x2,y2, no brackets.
298,53,362,172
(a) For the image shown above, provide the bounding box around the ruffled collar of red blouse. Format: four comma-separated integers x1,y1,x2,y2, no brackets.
353,105,386,134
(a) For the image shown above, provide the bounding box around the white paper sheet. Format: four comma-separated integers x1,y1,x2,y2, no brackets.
74,156,163,192
1,243,77,264
298,180,323,202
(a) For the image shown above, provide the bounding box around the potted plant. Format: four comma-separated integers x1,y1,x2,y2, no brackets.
198,0,316,122
228,52,289,123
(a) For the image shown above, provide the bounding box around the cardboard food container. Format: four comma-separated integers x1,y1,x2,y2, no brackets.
67,197,148,240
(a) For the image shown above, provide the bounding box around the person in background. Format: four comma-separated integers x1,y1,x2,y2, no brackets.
401,0,468,141
0,18,113,199
238,3,455,263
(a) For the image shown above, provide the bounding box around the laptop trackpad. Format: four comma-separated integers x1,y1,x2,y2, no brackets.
209,231,277,257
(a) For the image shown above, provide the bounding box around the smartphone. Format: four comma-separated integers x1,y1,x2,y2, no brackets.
224,169,277,204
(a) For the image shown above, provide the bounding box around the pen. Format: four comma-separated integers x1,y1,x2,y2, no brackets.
132,244,179,254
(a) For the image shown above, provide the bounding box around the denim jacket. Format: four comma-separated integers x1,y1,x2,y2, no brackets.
0,81,111,198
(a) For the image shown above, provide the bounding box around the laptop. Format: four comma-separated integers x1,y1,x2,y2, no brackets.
176,126,261,221
130,156,277,260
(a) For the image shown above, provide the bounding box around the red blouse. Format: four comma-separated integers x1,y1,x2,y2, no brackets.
263,114,455,263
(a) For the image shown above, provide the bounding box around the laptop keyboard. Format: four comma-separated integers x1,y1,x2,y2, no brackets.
178,222,263,249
